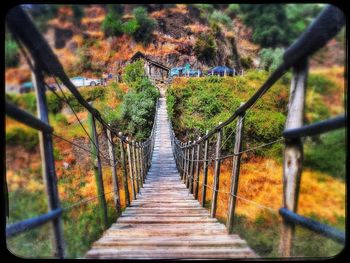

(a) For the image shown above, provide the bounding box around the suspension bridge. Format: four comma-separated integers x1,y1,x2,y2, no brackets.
5,5,346,259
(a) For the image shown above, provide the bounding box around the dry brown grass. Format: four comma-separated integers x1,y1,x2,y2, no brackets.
194,157,345,224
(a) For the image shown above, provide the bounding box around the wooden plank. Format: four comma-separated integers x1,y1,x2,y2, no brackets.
85,96,257,259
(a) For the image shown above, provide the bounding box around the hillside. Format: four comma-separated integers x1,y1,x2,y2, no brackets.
5,4,264,86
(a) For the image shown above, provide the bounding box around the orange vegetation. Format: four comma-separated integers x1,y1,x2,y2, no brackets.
5,65,31,85
151,9,167,18
169,4,188,14
195,157,345,224
184,23,211,34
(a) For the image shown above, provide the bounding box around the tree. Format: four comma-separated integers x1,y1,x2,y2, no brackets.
5,32,19,68
130,7,157,45
101,9,124,37
194,33,217,63
239,4,289,48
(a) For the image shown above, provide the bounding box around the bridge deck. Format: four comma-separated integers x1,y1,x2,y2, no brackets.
85,98,257,259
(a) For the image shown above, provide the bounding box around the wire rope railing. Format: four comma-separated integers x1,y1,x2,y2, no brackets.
5,6,159,258
169,4,346,257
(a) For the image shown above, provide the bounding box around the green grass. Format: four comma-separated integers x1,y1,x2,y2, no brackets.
304,129,346,180
232,213,344,258
6,188,120,258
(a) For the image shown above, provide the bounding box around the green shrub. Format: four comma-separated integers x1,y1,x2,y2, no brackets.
122,19,139,34
5,37,20,68
259,48,284,72
110,82,125,100
225,4,240,16
101,12,124,37
304,130,345,180
194,33,217,63
54,113,68,125
122,60,146,90
6,127,39,151
130,7,157,45
120,68,159,140
241,57,254,69
47,93,62,113
6,93,37,114
209,10,232,28
308,74,336,94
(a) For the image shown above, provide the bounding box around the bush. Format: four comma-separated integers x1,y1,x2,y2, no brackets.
5,37,20,68
122,60,146,90
120,61,159,139
194,33,217,63
110,82,124,100
101,11,124,37
130,7,157,45
225,4,240,16
6,93,37,114
47,93,62,113
54,113,68,125
209,10,232,28
120,84,159,140
241,57,254,69
122,19,139,34
259,48,284,72
239,4,289,48
304,130,346,180
308,74,336,94
6,127,39,151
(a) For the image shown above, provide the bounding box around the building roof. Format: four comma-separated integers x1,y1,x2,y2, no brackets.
130,51,170,72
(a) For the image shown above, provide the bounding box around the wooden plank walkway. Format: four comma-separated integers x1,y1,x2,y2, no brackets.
85,98,257,259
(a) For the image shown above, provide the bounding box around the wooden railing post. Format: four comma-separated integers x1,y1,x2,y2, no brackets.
88,108,108,231
118,132,130,206
226,106,245,233
32,63,65,258
140,143,145,183
126,138,136,200
132,140,139,193
138,143,144,187
136,142,142,188
184,142,190,185
180,142,185,180
106,128,121,213
185,141,191,188
189,141,195,193
279,59,308,257
211,125,223,218
201,130,209,207
193,138,201,199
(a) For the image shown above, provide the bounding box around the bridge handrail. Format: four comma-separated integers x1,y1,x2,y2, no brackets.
5,6,159,258
169,4,346,257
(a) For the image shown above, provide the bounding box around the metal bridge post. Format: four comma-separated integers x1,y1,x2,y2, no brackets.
119,132,130,206
194,138,201,199
32,63,65,258
279,59,308,257
226,106,245,233
106,128,121,213
201,130,209,207
211,125,223,218
88,107,108,231
126,138,136,200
